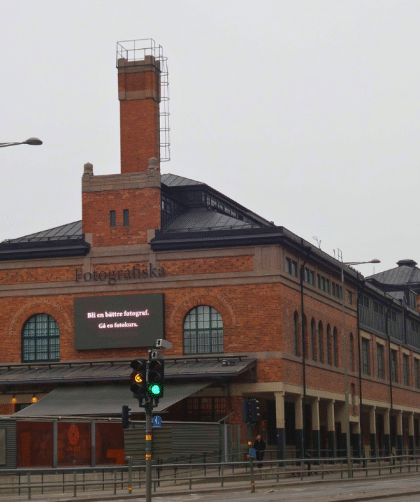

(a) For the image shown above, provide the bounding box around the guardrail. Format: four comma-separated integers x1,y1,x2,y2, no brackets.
1,453,420,499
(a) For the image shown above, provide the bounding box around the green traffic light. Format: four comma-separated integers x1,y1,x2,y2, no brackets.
147,382,163,398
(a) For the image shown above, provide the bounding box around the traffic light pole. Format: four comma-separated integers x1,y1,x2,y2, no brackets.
145,399,153,502
247,423,255,493
130,344,167,501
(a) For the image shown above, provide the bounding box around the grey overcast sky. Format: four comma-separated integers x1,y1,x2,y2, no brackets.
1,0,419,275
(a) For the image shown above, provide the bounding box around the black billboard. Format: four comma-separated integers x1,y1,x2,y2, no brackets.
74,293,164,349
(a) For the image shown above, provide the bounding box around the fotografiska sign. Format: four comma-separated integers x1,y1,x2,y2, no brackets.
75,263,165,285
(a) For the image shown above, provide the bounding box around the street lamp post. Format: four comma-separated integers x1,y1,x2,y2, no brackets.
0,137,42,148
341,259,380,477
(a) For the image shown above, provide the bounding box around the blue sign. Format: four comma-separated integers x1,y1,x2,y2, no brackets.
153,415,162,428
249,448,256,458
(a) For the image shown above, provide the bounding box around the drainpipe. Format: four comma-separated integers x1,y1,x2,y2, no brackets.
300,244,311,459
356,274,365,460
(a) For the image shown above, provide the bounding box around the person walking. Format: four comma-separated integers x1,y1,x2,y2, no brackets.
254,434,266,468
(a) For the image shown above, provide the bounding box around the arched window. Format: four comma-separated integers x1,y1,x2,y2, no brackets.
22,314,60,362
318,321,323,363
327,325,332,365
183,306,223,354
294,312,299,356
303,315,308,359
349,333,355,371
333,327,338,367
311,319,316,361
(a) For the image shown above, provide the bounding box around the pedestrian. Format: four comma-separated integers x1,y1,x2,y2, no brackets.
254,434,266,468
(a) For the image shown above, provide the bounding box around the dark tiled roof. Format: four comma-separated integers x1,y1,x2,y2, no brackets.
165,208,259,233
4,221,82,244
161,173,204,187
368,265,420,287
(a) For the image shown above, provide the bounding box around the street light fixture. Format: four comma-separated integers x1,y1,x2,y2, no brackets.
0,137,43,148
341,258,380,476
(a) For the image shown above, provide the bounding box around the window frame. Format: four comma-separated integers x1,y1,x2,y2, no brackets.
123,209,129,226
183,306,224,355
362,338,370,375
349,333,355,371
391,349,397,383
110,210,116,227
22,313,60,363
377,343,384,379
311,319,316,361
318,322,323,363
286,257,298,278
294,312,299,356
415,359,419,389
327,325,332,365
333,327,338,367
403,354,409,386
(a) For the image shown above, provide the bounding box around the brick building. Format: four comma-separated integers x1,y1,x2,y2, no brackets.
1,40,420,468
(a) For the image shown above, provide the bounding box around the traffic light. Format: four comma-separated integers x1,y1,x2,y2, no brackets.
147,356,164,399
242,399,260,424
130,359,147,399
122,405,131,428
249,398,260,423
242,399,252,423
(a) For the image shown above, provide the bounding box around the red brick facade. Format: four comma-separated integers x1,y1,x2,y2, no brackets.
1,42,420,468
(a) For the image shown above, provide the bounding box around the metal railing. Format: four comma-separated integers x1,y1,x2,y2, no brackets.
1,453,420,499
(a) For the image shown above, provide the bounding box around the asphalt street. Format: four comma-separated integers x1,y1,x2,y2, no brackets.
146,476,420,502
5,473,420,502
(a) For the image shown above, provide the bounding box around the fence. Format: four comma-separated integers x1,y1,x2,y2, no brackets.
1,452,420,499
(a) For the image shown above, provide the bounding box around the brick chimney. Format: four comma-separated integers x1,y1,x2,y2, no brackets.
81,42,165,248
118,55,160,174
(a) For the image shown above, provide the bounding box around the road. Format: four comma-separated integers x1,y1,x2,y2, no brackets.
146,475,420,502
8,473,420,502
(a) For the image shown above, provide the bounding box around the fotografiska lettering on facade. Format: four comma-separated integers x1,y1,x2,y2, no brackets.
75,263,165,285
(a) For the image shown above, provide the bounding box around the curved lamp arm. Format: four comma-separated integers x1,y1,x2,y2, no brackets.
0,137,42,148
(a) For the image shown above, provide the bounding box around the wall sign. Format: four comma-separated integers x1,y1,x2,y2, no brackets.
74,293,164,349
75,263,165,285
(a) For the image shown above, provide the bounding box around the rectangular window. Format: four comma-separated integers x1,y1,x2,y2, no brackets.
110,210,116,227
347,290,353,305
359,295,370,309
373,302,384,317
411,321,420,334
332,282,343,299
317,274,329,292
389,311,397,323
286,257,298,277
403,354,409,386
123,209,129,226
405,291,417,309
415,359,419,389
304,267,314,285
377,344,384,379
391,350,397,383
362,338,370,375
